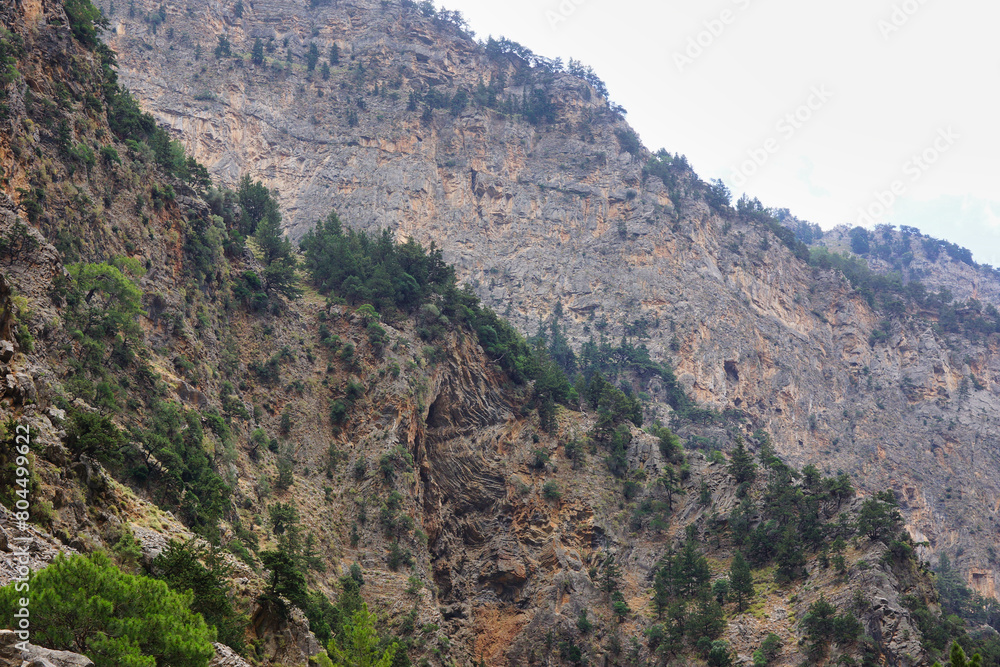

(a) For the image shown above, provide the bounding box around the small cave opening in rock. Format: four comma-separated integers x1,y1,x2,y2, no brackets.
426,393,447,428
725,360,739,382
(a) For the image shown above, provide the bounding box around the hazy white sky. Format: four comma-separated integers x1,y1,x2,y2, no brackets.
436,0,1000,265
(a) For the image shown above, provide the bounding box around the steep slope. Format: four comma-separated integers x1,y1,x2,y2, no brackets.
104,0,1000,607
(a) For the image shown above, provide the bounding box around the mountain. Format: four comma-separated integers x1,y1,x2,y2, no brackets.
1,1,999,666
104,0,1000,604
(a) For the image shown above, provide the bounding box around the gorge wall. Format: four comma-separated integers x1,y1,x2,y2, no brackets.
102,0,1000,600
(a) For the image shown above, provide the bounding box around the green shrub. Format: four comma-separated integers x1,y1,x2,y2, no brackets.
330,400,349,424
64,0,108,49
614,127,642,157
0,552,215,667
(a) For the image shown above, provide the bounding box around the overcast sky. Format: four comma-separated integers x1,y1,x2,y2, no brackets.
436,0,1000,266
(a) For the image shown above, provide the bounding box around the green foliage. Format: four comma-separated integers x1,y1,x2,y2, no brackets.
136,401,231,536
387,540,414,571
728,551,754,611
251,38,264,65
653,425,682,463
60,261,144,364
857,490,903,542
807,242,995,342
327,604,397,667
184,212,228,288
306,42,320,71
260,549,308,612
753,633,782,666
905,593,965,656
614,127,642,157
706,178,732,212
151,540,248,653
728,438,757,490
934,554,998,627
736,195,810,261
0,419,41,519
301,212,454,316
542,480,561,500
100,46,205,184
214,34,231,58
232,270,269,312
931,641,984,667
774,525,806,583
275,448,295,489
800,595,861,658
707,640,733,667
0,220,39,265
100,145,121,165
585,373,641,477
64,0,109,49
577,335,713,424
302,210,555,387
269,502,299,535
65,410,128,466
576,609,592,634
0,552,214,667
0,27,23,97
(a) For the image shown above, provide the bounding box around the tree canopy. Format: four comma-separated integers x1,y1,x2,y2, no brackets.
0,552,215,667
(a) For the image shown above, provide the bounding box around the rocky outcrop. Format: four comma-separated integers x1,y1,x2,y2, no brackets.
209,643,254,667
0,631,94,667
250,601,322,666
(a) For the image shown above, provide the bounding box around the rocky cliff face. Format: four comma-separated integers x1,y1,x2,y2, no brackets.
103,0,1000,606
2,0,998,664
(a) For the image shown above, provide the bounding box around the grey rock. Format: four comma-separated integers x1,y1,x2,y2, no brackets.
45,406,65,423
209,642,253,667
0,341,13,363
24,646,94,667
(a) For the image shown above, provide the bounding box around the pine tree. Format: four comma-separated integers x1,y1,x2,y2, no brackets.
939,641,983,667
658,466,682,510
729,551,754,611
600,555,623,595
251,37,264,65
306,42,319,71
728,437,757,490
774,525,806,583
260,550,307,612
329,42,340,65
857,490,902,542
153,540,247,652
328,604,397,667
674,539,711,599
652,562,672,618
826,472,855,508
0,553,215,667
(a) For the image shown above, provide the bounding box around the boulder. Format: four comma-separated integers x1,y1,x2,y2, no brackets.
209,642,254,667
0,632,93,667
24,646,94,667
